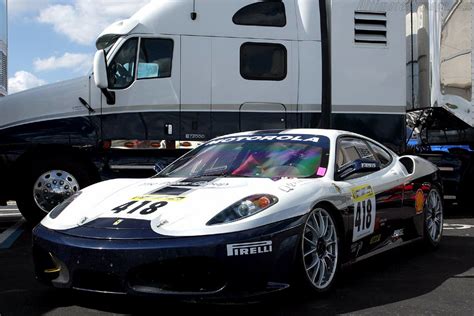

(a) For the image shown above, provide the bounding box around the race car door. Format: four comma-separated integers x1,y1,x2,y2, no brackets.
101,35,180,142
334,136,404,259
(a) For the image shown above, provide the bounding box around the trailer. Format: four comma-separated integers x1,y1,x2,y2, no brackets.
0,0,472,222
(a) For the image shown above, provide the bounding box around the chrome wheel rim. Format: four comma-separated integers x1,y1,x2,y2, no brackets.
302,208,338,290
425,189,443,243
33,170,80,213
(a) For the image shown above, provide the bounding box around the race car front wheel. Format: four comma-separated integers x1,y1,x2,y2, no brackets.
298,207,341,293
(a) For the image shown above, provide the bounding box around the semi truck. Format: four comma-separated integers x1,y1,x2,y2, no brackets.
0,0,472,222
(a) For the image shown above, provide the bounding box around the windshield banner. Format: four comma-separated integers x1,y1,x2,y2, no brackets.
206,135,322,146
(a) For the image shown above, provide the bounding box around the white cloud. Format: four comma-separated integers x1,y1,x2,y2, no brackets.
34,52,92,73
37,0,152,45
8,71,47,94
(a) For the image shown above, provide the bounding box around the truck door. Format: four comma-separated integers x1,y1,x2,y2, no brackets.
211,38,298,137
101,35,180,142
180,36,212,141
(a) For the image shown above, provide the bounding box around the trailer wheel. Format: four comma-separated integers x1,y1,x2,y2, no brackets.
16,158,95,223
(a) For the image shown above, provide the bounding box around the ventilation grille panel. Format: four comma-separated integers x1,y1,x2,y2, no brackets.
354,11,387,46
0,51,6,94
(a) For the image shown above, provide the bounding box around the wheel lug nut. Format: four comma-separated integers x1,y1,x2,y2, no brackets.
60,181,64,185
65,185,69,190
47,184,52,188
53,180,57,185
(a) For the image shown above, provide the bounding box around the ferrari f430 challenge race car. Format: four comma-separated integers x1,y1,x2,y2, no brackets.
33,129,444,298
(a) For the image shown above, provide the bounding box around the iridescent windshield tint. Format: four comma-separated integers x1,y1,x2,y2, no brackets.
159,134,330,179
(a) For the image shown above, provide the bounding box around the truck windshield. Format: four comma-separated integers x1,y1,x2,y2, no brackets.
158,134,330,179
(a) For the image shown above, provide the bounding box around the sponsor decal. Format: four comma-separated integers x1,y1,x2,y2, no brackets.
351,185,375,202
226,241,273,257
415,189,425,214
206,135,320,146
391,229,404,241
170,181,229,188
370,234,381,244
113,219,124,226
279,181,299,192
131,195,186,202
350,241,363,256
352,185,376,242
317,167,327,177
361,163,377,169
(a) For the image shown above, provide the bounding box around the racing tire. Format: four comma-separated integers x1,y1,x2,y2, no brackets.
295,207,342,294
16,158,95,224
422,188,444,250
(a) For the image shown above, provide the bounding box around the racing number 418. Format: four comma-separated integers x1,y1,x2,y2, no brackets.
355,199,372,232
352,197,376,242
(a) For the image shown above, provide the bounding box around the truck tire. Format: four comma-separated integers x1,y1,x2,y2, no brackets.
16,158,95,223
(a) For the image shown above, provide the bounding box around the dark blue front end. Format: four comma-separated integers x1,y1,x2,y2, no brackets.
32,217,305,299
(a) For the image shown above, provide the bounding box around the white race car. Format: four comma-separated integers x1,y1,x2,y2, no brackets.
33,129,443,298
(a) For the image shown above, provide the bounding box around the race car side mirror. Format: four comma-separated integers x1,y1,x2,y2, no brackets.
336,159,381,180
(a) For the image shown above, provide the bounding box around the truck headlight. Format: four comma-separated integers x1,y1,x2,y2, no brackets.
207,194,278,225
49,191,82,219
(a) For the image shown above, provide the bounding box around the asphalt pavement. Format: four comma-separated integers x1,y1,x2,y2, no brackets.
0,205,473,315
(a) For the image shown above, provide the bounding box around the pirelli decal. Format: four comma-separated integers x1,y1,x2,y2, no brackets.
226,241,273,257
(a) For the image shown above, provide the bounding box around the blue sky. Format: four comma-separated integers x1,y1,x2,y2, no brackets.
7,0,151,94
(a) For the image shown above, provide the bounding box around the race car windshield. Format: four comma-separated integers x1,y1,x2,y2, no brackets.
159,134,330,179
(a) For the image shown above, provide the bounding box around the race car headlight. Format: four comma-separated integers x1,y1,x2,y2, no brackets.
49,191,82,219
207,194,278,225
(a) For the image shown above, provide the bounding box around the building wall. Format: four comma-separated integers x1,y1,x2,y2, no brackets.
0,0,7,96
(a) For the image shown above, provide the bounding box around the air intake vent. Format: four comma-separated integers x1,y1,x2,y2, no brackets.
354,11,387,46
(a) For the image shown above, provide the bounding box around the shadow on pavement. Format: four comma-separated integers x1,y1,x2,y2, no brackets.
0,232,473,315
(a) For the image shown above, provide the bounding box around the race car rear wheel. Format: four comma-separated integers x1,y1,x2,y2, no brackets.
423,188,443,249
299,207,340,293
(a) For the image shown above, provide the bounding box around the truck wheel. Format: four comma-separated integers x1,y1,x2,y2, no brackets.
17,159,95,223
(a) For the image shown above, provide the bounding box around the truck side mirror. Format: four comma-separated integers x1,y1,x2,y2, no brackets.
94,50,109,89
93,50,116,105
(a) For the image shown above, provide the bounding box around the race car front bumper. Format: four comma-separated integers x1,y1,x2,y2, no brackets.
32,216,305,299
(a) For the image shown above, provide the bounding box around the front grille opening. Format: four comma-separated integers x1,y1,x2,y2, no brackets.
128,257,226,294
73,270,124,294
33,246,62,281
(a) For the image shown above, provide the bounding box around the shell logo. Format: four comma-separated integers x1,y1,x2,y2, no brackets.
415,189,425,214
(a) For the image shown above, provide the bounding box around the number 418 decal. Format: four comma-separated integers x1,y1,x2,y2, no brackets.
351,185,376,242
112,200,168,216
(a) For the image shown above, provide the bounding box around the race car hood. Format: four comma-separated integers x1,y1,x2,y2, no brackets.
40,176,324,238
